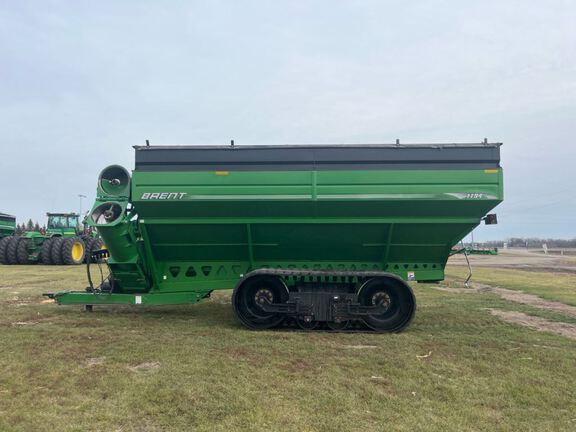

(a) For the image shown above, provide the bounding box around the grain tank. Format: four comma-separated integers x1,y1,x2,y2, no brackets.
47,143,503,332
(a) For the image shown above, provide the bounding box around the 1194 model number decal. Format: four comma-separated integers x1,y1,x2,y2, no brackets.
464,193,485,199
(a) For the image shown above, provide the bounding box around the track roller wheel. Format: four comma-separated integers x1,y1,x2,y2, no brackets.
38,238,54,264
356,276,416,332
6,237,22,265
326,320,350,331
0,237,11,264
232,275,289,330
16,238,31,264
296,317,319,331
50,237,65,265
62,237,85,265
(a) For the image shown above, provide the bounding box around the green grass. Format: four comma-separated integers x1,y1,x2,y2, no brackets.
1,265,575,431
446,266,576,306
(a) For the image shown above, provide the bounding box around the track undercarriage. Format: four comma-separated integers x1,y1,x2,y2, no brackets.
232,269,416,332
47,264,417,333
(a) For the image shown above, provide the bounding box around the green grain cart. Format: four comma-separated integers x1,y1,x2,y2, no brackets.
0,213,16,238
47,143,503,332
0,213,103,265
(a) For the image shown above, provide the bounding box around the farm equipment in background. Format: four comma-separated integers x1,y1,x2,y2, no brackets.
0,212,104,265
47,142,503,332
451,246,499,255
0,213,16,239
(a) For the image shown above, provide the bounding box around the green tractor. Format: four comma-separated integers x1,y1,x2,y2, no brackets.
0,212,104,265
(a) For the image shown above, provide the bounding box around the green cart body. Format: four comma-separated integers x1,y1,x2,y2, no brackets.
48,143,503,332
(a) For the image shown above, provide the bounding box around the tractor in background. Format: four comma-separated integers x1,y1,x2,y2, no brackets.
0,212,104,265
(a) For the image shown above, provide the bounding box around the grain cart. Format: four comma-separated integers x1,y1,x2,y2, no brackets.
0,213,15,238
0,212,103,265
47,143,503,332
0,213,16,263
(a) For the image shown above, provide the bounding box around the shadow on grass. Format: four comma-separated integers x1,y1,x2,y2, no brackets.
52,299,243,330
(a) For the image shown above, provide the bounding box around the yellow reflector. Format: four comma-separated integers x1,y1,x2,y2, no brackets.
215,171,229,176
484,169,499,174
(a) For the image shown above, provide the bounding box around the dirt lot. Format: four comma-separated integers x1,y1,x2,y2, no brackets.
1,259,575,431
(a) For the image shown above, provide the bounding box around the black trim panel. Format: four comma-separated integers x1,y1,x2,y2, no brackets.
134,144,501,172
0,213,15,222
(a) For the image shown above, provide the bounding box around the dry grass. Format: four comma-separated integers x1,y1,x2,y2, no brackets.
0,265,575,431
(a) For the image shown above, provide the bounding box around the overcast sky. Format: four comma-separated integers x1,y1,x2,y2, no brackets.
1,1,575,241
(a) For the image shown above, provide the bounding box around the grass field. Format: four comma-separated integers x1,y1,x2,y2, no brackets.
447,266,576,306
1,265,575,431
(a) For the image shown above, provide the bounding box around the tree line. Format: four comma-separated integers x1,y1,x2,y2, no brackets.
480,238,576,248
14,219,45,235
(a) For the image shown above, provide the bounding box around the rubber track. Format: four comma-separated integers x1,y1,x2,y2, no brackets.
238,268,414,333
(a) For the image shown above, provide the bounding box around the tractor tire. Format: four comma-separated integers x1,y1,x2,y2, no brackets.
38,238,54,265
6,237,22,265
50,237,65,265
91,238,105,263
16,238,31,264
83,237,94,263
62,237,85,265
0,237,11,264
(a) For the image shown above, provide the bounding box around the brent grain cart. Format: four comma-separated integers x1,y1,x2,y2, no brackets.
47,143,503,332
